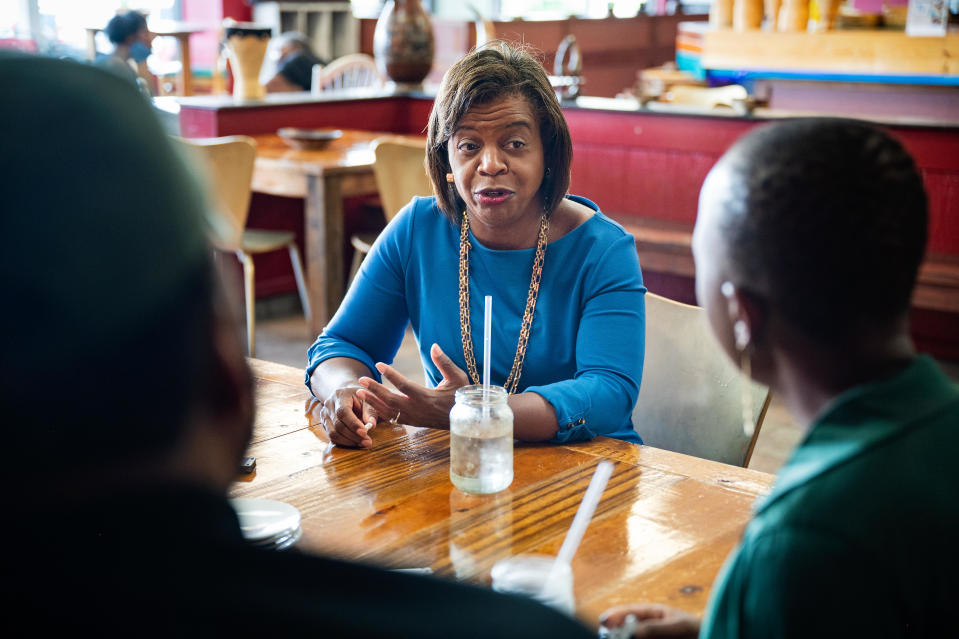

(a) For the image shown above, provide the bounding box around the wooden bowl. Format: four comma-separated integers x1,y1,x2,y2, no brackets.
277,128,343,150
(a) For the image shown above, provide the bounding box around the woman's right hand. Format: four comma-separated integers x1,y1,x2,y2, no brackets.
319,383,379,448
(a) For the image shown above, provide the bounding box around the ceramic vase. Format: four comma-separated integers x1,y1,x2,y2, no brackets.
223,22,272,100
373,0,435,85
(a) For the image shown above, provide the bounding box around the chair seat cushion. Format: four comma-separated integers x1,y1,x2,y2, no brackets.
241,228,296,254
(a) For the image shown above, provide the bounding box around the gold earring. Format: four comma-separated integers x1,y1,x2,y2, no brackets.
446,173,455,183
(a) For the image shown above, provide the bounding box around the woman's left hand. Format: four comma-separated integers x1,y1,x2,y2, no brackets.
356,343,470,430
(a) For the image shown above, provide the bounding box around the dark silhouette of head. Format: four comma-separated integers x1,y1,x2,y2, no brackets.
696,118,927,349
0,52,252,491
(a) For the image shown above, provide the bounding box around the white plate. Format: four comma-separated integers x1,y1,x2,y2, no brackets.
230,498,301,542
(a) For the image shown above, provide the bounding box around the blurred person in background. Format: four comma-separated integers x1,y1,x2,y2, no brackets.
264,31,324,92
95,9,155,95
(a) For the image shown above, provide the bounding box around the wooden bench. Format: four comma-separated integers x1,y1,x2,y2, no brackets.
620,217,959,314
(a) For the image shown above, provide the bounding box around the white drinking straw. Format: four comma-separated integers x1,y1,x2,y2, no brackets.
542,460,614,593
483,295,492,394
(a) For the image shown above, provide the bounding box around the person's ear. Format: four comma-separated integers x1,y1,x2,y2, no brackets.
720,281,764,352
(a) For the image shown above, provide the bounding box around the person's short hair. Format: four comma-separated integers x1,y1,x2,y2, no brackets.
716,118,928,343
104,10,148,46
426,41,573,223
0,52,215,477
274,31,313,54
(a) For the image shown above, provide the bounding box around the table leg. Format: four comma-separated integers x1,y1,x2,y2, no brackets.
178,34,193,96
304,173,345,336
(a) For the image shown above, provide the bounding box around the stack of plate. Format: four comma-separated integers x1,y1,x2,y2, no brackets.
230,498,302,551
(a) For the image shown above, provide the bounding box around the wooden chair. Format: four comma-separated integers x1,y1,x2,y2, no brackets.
313,53,382,92
633,293,770,467
173,135,311,357
349,137,432,284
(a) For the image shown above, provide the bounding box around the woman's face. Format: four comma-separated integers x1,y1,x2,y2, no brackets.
447,94,545,230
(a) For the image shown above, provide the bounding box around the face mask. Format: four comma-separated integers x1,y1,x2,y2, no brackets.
129,41,151,63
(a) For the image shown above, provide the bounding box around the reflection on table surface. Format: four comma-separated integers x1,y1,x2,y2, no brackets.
233,359,775,627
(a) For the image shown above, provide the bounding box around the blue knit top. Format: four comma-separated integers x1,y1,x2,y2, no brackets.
306,195,646,444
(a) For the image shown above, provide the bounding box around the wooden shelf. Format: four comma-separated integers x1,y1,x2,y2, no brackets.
252,1,359,62
701,29,959,77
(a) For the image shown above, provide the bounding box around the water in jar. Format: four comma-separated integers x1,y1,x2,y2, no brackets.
450,385,513,494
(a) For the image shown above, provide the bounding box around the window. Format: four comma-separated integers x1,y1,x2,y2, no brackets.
24,1,179,57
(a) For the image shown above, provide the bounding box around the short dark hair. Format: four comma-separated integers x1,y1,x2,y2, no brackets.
0,53,215,477
717,118,927,343
426,41,573,223
104,10,148,45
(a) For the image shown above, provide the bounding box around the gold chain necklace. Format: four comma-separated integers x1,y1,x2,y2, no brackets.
458,211,549,395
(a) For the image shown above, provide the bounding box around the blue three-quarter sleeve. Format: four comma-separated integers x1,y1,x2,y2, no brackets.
524,233,646,444
304,202,415,396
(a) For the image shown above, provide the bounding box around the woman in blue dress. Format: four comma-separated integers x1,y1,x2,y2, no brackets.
306,42,646,448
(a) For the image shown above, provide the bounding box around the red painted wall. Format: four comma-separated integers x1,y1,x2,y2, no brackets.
565,107,959,256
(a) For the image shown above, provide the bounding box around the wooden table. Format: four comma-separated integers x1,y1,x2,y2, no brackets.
86,20,207,96
251,130,415,333
233,360,776,627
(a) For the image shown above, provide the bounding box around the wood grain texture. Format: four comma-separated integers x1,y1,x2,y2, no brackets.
233,361,775,628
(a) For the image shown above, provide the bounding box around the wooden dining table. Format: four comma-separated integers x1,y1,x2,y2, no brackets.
233,359,776,629
250,130,421,333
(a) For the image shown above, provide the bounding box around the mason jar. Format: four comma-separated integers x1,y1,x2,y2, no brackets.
449,385,513,494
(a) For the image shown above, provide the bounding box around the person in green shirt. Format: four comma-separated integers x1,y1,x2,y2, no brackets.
601,119,959,638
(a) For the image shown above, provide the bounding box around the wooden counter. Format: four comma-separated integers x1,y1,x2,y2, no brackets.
695,28,959,120
702,29,959,78
163,87,436,138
